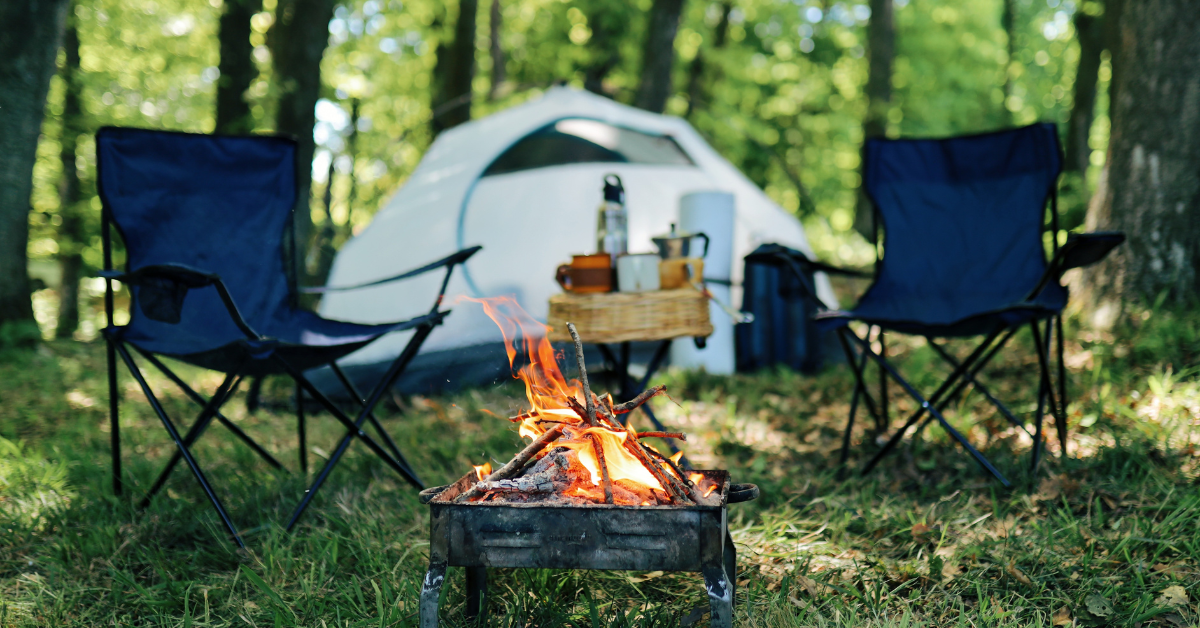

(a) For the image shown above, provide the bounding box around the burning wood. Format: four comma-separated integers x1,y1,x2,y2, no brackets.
458,297,718,507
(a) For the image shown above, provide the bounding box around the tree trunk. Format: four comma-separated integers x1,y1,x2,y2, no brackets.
215,0,262,135
684,1,731,118
634,0,686,113
431,0,478,136
1001,0,1016,116
0,0,70,332
56,9,85,339
1064,11,1102,175
270,0,336,285
487,0,505,100
853,0,894,239
1079,0,1200,316
1102,0,1124,121
582,1,623,96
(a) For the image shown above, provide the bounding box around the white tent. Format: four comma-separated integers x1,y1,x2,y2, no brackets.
319,86,834,384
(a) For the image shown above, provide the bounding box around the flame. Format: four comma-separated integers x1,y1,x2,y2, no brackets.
463,296,678,503
462,296,583,440
671,452,684,465
688,472,704,485
703,485,717,498
474,462,492,481
556,428,664,491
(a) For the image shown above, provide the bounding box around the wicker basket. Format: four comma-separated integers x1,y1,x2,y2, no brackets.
547,288,713,344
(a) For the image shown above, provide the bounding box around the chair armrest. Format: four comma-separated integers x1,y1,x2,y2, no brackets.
300,245,483,294
98,264,261,339
1023,231,1126,302
1056,231,1126,272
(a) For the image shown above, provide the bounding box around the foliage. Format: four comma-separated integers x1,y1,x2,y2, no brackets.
1,303,1199,625
27,0,1108,338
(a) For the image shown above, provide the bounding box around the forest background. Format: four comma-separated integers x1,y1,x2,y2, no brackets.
3,0,1127,341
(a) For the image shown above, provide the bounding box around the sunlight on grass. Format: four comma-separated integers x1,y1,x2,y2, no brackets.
1,307,1199,626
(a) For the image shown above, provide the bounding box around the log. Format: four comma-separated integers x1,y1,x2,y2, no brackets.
612,385,667,414
566,322,597,426
455,425,565,502
635,431,686,441
587,433,614,504
645,445,694,489
622,436,691,504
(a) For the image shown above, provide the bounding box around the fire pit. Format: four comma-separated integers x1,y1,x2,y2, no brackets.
418,298,757,626
418,471,758,628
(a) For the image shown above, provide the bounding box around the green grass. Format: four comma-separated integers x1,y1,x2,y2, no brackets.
2,310,1199,626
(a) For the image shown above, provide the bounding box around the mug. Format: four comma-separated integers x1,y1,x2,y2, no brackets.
556,254,612,293
659,257,704,290
616,254,661,292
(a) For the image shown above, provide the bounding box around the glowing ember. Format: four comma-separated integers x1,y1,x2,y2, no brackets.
458,296,699,506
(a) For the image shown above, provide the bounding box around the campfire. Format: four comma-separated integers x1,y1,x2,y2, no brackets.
419,298,756,628
452,297,716,507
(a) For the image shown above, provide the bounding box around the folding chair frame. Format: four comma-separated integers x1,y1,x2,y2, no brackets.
768,164,1083,487
102,185,478,547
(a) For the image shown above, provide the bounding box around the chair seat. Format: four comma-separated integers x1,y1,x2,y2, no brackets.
816,282,1067,337
109,308,447,376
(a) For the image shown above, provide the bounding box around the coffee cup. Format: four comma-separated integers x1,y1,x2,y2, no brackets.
659,257,704,290
616,254,661,292
555,254,613,293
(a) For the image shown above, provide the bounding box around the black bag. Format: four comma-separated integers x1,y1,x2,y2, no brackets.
736,244,826,373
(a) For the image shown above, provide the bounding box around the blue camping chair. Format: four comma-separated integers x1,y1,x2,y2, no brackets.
749,124,1122,486
97,127,480,546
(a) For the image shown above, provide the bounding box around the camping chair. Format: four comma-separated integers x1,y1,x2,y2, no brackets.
97,127,480,546
750,123,1123,487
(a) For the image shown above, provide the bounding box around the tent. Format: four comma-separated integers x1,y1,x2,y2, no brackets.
317,86,835,392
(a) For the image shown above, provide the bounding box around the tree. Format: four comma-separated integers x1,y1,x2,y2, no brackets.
581,0,625,96
683,1,731,118
487,0,505,100
1064,8,1102,176
56,7,85,338
854,0,895,239
1080,0,1200,315
431,0,479,135
215,0,263,135
634,0,686,113
0,0,70,335
1000,0,1016,116
271,0,337,283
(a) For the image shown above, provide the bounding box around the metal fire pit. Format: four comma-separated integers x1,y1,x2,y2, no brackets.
418,470,758,628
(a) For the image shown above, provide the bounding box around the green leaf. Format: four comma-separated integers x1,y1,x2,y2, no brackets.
1085,592,1113,617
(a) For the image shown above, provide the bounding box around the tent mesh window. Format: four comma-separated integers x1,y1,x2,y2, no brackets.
482,118,695,176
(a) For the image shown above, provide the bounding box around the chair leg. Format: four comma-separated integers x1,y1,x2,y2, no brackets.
133,347,285,472
106,337,122,496
1030,323,1050,475
835,330,866,470
141,372,242,509
1055,314,1069,455
297,381,307,475
849,331,1011,486
878,330,888,432
928,337,1027,433
114,343,245,548
1030,320,1065,460
281,324,434,531
329,362,420,484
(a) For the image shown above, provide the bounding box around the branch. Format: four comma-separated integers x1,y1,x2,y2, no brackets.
455,425,565,502
566,322,597,425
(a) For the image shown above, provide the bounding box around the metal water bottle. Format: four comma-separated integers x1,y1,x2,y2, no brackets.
596,174,628,267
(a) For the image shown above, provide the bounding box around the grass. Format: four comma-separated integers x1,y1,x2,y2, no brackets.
1,307,1199,627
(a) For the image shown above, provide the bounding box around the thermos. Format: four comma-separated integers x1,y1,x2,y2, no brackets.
596,174,628,267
